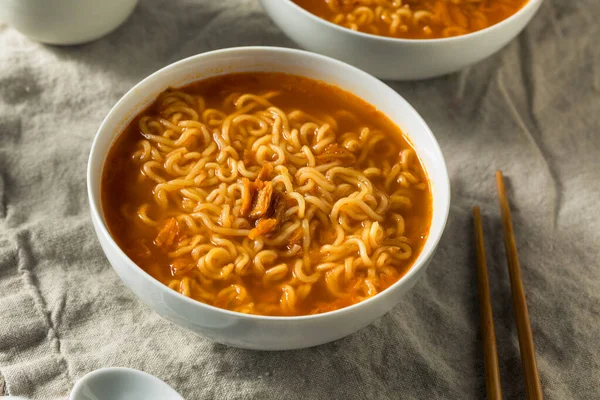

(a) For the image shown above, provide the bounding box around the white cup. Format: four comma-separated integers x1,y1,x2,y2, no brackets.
0,0,138,45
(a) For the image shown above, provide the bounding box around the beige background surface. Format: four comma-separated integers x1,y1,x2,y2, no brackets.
1,0,599,398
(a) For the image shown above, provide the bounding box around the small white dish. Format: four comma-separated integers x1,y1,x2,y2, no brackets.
69,368,184,400
260,0,543,80
87,46,451,350
0,0,138,45
1,368,183,400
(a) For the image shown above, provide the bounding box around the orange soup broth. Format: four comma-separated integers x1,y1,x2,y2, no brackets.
292,0,528,39
102,73,433,316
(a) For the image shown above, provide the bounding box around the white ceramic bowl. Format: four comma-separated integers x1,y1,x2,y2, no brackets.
87,47,451,350
0,0,137,45
260,0,543,80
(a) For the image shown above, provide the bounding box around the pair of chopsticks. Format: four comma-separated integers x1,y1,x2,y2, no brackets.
473,171,543,400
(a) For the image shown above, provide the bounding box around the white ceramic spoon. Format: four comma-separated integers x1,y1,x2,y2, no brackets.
1,368,184,400
69,368,184,400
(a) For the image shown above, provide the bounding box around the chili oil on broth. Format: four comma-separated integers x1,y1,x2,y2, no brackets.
292,0,528,39
102,72,433,316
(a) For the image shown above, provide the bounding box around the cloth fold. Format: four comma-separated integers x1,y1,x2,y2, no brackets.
1,0,599,398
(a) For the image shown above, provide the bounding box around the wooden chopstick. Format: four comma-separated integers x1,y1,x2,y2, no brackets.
473,206,503,400
496,171,543,400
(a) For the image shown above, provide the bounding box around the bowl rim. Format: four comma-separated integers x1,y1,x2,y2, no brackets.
280,0,543,43
87,46,451,322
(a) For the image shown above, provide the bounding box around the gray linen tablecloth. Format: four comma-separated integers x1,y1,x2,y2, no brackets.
1,0,599,398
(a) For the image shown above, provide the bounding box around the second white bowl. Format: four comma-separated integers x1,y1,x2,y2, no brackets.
260,0,543,80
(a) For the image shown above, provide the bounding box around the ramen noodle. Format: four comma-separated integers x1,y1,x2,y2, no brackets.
292,0,528,39
102,73,433,316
